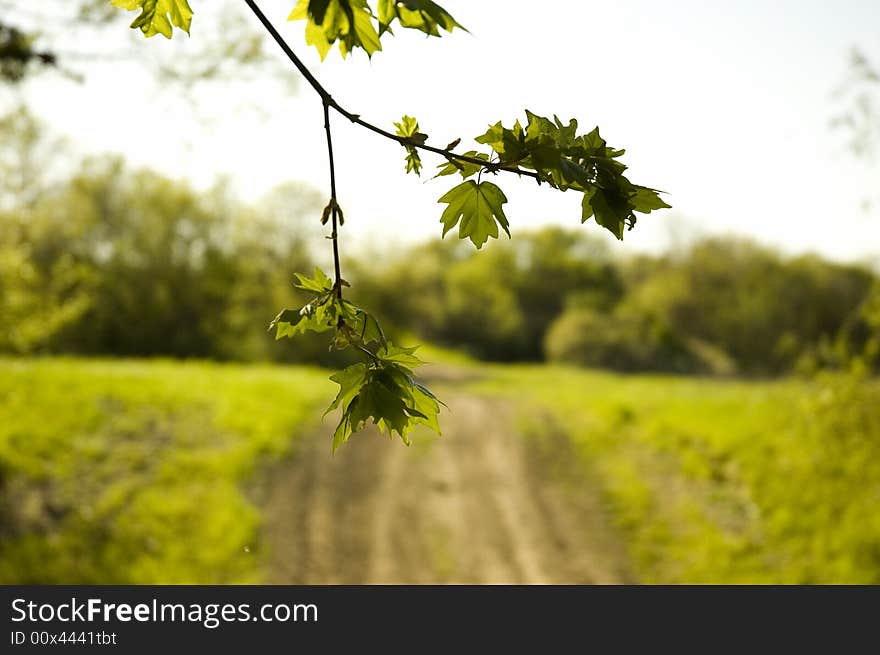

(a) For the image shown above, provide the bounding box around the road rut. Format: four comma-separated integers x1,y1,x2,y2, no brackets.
264,387,632,584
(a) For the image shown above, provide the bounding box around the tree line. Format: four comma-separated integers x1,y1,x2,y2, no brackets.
1,153,876,376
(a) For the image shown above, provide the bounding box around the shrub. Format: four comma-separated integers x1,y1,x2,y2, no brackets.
543,307,724,374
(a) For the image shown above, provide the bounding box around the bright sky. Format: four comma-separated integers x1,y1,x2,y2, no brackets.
17,0,880,262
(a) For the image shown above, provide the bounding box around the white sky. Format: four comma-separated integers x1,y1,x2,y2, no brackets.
14,0,880,262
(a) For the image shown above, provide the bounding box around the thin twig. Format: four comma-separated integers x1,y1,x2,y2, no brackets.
242,0,540,180
354,342,381,364
323,98,343,297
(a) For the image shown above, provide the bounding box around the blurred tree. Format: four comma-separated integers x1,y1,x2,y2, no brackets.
442,246,528,360
831,47,880,211
543,307,708,374
347,240,466,343
354,230,877,372
0,0,296,98
615,239,874,374
833,48,880,160
508,227,622,359
0,18,56,82
0,152,326,360
354,227,623,361
0,106,69,211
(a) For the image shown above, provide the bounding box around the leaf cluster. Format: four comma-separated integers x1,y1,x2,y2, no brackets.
435,110,671,241
393,114,427,175
269,267,441,450
390,110,669,246
288,0,381,60
111,0,193,38
327,345,441,451
288,0,463,60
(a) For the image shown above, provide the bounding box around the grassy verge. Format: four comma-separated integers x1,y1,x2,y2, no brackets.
0,357,332,583
472,365,880,583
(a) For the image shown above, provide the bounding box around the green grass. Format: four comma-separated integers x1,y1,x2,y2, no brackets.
0,357,332,583
472,365,880,583
3,356,878,584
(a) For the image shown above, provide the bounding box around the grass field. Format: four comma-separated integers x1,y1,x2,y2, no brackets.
0,358,332,583
2,357,878,583
473,365,880,583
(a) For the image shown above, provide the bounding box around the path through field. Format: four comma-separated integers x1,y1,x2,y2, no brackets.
264,378,632,584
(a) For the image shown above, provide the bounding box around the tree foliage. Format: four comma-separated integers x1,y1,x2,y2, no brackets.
268,268,442,450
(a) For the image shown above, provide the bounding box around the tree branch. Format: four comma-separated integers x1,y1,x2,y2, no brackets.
242,0,540,180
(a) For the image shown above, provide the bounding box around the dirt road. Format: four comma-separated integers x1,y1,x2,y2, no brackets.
263,383,632,584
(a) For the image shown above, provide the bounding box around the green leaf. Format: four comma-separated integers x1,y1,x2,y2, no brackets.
346,6,382,58
332,396,359,451
377,0,466,37
307,0,333,24
289,0,382,60
394,114,419,137
581,186,629,240
111,0,193,38
270,297,338,339
378,342,424,368
331,370,405,450
293,267,334,293
353,308,387,346
362,377,412,437
393,114,427,176
475,120,526,163
410,382,442,433
403,150,423,176
631,185,671,213
326,362,369,415
438,180,510,249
